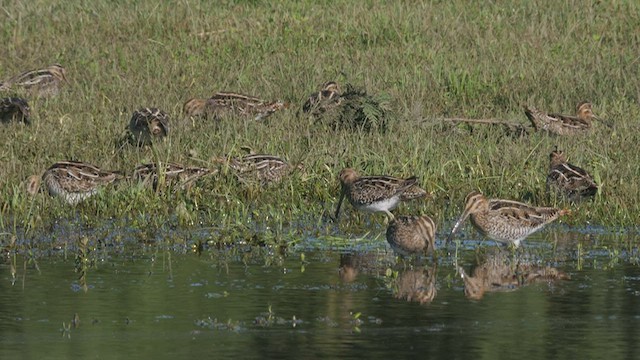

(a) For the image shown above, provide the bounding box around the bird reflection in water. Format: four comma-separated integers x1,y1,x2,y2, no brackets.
338,252,389,283
458,249,569,300
388,264,438,305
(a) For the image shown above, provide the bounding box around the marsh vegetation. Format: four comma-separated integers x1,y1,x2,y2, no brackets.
2,1,639,249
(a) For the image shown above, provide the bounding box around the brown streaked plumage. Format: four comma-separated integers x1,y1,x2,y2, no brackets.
129,108,169,146
335,168,428,221
458,250,569,300
28,161,123,205
183,98,212,118
0,97,30,124
386,215,436,256
214,153,302,186
524,102,600,135
390,266,438,305
133,162,215,191
185,92,288,121
0,64,67,97
302,81,342,114
547,148,598,202
448,191,569,247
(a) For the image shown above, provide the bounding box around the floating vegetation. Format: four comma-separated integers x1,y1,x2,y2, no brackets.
194,317,244,332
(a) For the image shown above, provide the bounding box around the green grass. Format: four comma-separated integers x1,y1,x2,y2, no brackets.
1,0,639,248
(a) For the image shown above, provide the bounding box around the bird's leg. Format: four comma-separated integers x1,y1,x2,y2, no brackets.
383,210,395,224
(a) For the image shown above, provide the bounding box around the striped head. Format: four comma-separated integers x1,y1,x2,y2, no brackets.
129,108,169,145
448,191,489,241
461,191,489,215
576,102,595,121
387,215,437,256
48,64,67,82
322,81,341,94
338,168,359,186
134,108,168,132
549,148,567,168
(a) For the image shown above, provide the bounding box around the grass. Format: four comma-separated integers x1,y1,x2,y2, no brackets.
1,0,640,250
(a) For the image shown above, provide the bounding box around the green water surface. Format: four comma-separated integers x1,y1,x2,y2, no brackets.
1,231,639,359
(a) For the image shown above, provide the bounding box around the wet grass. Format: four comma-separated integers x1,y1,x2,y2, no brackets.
1,1,640,251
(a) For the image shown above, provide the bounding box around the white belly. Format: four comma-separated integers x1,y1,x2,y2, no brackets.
357,196,401,213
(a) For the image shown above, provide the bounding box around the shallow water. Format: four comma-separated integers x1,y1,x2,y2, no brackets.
1,230,639,359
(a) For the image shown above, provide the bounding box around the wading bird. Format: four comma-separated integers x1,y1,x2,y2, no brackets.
448,191,569,247
335,168,428,221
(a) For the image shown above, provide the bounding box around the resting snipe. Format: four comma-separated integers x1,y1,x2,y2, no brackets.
0,64,67,97
0,97,30,124
133,162,214,191
184,92,287,121
448,191,569,247
129,108,169,146
302,81,342,115
524,102,601,135
547,148,598,202
214,153,301,186
27,161,123,205
335,168,428,221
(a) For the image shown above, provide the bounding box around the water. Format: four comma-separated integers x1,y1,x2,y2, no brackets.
1,231,639,359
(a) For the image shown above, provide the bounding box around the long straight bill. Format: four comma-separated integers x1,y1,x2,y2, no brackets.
447,210,470,243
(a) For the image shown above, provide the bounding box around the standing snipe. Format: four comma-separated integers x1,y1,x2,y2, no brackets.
129,108,169,146
547,148,598,202
0,64,67,97
335,168,428,221
27,161,123,205
448,191,569,247
184,92,288,121
0,97,30,124
214,153,302,186
524,102,601,135
302,81,342,115
133,162,214,191
386,215,436,256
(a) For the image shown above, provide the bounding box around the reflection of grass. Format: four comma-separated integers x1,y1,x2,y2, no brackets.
2,1,640,251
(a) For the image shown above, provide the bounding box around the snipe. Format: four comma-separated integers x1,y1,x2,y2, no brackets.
0,97,30,124
547,148,598,202
184,92,287,121
335,168,428,221
0,64,67,97
448,191,569,247
214,153,302,186
129,108,169,146
524,102,601,136
133,162,214,191
302,81,342,115
386,215,436,256
27,161,123,205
